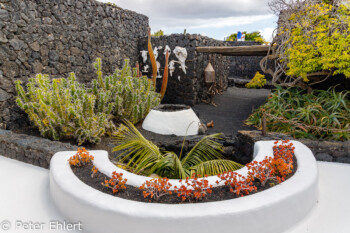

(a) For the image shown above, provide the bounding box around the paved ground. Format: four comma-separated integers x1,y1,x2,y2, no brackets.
193,87,270,137
0,156,349,233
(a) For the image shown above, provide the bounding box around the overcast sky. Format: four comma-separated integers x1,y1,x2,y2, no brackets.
98,0,278,41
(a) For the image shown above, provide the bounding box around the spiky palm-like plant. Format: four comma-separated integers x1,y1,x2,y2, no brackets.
113,121,243,179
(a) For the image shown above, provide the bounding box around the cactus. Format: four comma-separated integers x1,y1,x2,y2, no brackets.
160,50,169,100
93,58,161,124
15,73,115,145
15,58,160,145
148,28,158,88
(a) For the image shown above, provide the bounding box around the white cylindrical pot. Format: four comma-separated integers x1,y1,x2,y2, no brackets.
142,104,200,136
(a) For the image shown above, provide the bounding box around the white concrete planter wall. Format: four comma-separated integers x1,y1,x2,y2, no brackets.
142,105,200,136
50,141,318,233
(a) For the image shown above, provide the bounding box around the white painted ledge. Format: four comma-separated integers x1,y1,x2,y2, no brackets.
142,108,200,136
50,141,318,233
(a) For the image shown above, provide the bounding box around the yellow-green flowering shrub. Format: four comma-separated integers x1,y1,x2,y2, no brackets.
282,2,350,83
261,1,350,88
246,72,267,88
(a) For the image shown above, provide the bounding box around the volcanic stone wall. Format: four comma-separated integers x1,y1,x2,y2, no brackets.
0,0,148,129
138,34,230,106
237,130,350,164
227,41,272,80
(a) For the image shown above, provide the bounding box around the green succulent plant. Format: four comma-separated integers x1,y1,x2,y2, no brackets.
15,58,161,145
92,58,161,124
113,121,243,179
246,86,350,141
15,73,115,145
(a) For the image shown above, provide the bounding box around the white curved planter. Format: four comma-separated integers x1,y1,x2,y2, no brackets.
50,141,318,233
142,106,200,136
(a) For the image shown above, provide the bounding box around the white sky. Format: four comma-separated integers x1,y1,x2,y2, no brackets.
98,0,278,41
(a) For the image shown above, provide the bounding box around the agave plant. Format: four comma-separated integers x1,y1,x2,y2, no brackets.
113,121,243,179
246,85,350,141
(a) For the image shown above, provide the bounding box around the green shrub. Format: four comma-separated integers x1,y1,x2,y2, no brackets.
226,31,264,42
15,73,115,145
284,3,350,82
268,1,350,88
92,58,161,124
152,29,164,37
246,72,267,88
245,86,350,141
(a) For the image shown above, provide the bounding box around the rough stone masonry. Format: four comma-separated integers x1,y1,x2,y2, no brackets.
138,34,231,106
0,0,148,129
0,0,265,129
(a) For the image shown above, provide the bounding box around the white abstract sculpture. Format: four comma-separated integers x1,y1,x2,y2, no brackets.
169,60,176,77
173,46,187,74
140,50,148,63
164,45,171,57
156,61,162,78
153,47,159,60
142,65,149,73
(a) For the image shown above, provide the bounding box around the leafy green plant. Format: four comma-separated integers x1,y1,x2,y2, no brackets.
152,29,164,37
262,1,350,89
15,73,115,145
254,37,268,45
246,72,267,88
284,2,350,82
226,31,264,41
113,121,243,179
246,86,350,141
92,58,160,124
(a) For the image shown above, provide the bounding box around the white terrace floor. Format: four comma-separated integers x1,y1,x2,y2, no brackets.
0,156,350,233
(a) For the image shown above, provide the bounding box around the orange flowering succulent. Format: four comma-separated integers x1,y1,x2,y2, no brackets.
91,166,99,178
102,171,128,194
217,140,295,196
139,177,173,201
272,140,294,178
246,140,295,187
217,172,257,197
246,157,282,187
174,174,213,202
68,147,94,167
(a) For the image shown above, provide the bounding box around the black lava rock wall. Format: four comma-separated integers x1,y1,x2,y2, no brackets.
227,41,272,80
0,0,148,129
138,34,230,106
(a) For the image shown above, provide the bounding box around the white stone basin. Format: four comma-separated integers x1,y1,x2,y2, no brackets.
142,104,200,136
